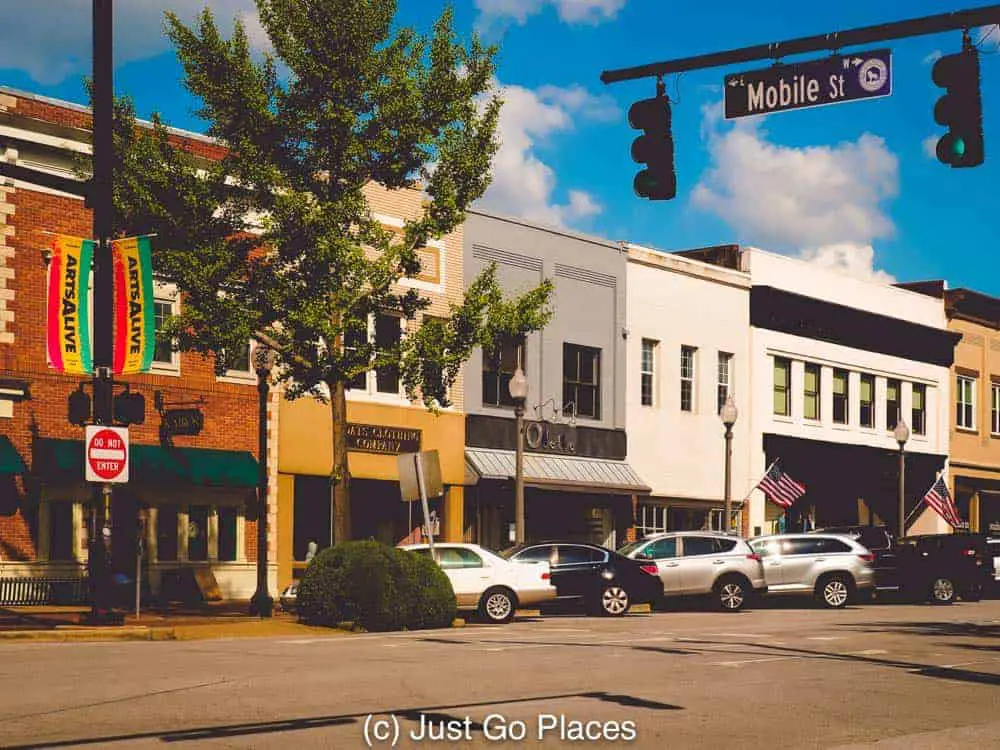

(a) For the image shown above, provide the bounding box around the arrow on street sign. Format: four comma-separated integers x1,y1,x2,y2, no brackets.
724,48,892,120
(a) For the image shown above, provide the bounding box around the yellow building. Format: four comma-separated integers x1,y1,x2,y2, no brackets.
900,282,1000,534
276,184,466,589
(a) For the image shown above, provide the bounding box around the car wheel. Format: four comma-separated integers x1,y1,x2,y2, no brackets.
818,574,852,609
597,585,630,617
715,575,748,612
930,577,956,605
479,587,516,623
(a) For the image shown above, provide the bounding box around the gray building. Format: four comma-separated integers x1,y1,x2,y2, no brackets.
462,210,649,550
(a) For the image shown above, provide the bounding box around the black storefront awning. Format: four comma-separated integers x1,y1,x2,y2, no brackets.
762,433,946,527
35,439,258,488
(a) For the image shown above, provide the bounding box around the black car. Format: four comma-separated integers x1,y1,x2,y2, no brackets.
814,527,992,603
501,542,662,617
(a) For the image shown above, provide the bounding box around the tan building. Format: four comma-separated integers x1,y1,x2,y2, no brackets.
276,184,466,589
899,281,1000,534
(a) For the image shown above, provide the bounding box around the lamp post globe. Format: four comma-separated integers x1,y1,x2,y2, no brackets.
720,394,737,533
894,418,910,539
509,366,528,544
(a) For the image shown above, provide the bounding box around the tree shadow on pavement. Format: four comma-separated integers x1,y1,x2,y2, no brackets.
834,620,1000,639
3,691,683,749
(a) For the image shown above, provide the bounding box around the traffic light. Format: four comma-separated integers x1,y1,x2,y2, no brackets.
68,387,91,426
113,390,146,425
628,93,676,200
932,48,984,168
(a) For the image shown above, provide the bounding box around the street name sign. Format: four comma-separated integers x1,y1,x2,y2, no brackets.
85,425,129,483
724,49,892,120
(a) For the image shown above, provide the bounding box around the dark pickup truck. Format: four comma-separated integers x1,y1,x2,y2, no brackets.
813,526,992,604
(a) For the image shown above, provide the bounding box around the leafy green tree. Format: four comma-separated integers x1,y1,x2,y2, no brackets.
108,0,553,542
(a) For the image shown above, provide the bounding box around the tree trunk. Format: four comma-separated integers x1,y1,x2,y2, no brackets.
329,378,352,543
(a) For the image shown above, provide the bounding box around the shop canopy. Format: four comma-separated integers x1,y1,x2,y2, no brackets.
36,439,258,488
466,447,651,496
0,436,25,474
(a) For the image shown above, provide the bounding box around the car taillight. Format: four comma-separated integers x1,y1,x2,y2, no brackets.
541,572,551,580
963,549,976,557
746,554,761,562
858,553,875,564
639,564,658,576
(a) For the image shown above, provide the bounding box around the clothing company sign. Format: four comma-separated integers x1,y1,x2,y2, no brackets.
524,420,577,455
724,48,892,119
346,423,421,455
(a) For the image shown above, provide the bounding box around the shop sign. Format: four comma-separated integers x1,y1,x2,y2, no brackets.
347,423,421,455
162,408,204,436
524,420,576,455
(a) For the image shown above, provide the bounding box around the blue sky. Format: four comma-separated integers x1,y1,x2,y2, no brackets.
2,1,999,293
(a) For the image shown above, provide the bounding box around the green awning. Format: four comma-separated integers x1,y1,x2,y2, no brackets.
36,439,257,488
0,436,25,474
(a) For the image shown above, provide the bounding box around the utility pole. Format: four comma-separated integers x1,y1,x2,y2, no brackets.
86,0,116,624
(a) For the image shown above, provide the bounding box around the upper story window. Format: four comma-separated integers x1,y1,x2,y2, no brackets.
912,383,927,435
717,352,733,414
482,335,524,408
886,378,901,431
680,346,697,412
992,382,1000,436
640,339,657,407
563,343,601,420
773,357,790,416
803,362,820,421
859,373,875,428
344,312,403,396
152,294,180,373
832,368,849,424
957,374,977,431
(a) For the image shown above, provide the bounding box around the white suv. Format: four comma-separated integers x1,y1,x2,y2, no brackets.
749,534,875,608
619,532,767,611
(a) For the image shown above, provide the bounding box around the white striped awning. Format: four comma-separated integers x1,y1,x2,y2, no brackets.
465,447,651,495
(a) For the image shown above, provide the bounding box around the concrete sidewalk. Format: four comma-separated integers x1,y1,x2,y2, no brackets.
0,601,349,642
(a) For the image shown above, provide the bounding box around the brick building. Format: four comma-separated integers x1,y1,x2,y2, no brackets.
0,87,270,602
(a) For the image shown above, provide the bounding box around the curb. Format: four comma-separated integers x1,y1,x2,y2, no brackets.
0,625,173,642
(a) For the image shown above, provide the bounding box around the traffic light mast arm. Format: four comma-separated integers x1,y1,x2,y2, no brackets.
601,5,1000,84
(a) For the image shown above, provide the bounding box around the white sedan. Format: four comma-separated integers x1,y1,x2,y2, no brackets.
400,543,556,623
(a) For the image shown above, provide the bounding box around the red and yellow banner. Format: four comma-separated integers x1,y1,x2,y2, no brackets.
46,235,94,374
112,235,155,374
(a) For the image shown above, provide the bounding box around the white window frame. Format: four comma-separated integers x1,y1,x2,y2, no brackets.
636,503,668,537
217,339,257,384
150,282,180,375
344,312,407,404
957,375,977,431
992,382,1000,436
680,346,697,413
717,352,733,415
641,339,657,407
372,212,447,295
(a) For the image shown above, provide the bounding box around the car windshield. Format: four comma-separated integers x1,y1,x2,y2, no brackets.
617,540,645,556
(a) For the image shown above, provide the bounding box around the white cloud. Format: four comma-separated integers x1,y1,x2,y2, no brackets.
692,105,899,284
923,135,938,159
0,1,266,85
923,50,943,65
476,0,625,28
476,80,606,228
534,84,619,121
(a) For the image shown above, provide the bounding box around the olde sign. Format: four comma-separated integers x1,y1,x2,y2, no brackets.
162,408,204,436
347,423,421,455
524,420,576,455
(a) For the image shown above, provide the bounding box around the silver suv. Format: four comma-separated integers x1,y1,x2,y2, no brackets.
749,534,875,608
619,532,766,611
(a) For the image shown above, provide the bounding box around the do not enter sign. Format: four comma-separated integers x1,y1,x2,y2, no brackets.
85,425,129,483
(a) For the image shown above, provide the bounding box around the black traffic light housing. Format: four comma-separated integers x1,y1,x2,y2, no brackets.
628,81,676,200
113,389,146,425
932,45,984,168
68,387,92,426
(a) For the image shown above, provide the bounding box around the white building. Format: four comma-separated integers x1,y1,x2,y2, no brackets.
740,248,957,536
625,244,753,535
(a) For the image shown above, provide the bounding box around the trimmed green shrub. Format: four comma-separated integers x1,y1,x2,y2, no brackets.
297,540,456,632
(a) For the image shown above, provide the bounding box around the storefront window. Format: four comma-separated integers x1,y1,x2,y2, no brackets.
635,504,667,537
158,505,178,561
669,507,710,531
218,506,238,562
294,476,332,560
48,502,74,561
188,505,209,562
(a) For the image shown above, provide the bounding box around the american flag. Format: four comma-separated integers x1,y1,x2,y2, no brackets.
922,476,962,527
757,462,807,509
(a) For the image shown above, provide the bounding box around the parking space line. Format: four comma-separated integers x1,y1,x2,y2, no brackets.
806,636,844,641
713,656,800,666
844,649,888,656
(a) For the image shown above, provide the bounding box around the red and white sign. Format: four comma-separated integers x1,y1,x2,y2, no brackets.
85,425,129,483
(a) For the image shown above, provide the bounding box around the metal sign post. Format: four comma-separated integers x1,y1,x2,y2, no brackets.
415,456,434,552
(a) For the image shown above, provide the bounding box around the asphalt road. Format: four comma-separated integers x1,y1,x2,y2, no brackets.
3,597,1000,749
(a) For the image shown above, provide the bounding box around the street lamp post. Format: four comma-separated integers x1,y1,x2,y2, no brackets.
894,419,910,538
720,394,738,534
250,344,279,618
509,365,529,544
